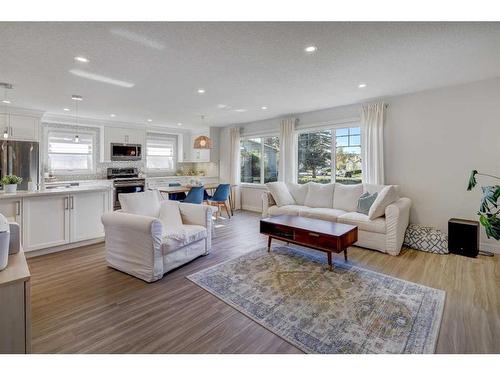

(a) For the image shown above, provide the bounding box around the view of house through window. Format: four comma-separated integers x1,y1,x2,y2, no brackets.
297,126,362,184
240,136,279,184
47,130,95,174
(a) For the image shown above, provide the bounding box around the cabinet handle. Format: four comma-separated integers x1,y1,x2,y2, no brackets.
70,196,74,209
64,197,69,210
308,232,320,237
15,201,20,216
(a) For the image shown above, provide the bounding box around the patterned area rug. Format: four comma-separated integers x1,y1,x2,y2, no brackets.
187,246,445,354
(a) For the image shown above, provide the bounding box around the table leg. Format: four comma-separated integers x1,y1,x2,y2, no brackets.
327,252,333,271
267,236,272,252
228,188,234,216
344,248,348,262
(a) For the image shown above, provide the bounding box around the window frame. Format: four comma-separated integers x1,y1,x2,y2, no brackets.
240,134,280,186
296,122,362,184
46,129,96,176
145,132,178,173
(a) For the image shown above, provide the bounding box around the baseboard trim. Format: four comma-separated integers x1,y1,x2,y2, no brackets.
241,204,262,213
25,238,105,258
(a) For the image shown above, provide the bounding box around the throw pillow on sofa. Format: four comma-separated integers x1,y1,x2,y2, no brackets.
286,182,309,205
266,181,295,207
368,185,399,219
356,192,378,215
119,189,162,217
332,183,363,212
304,183,335,208
158,200,183,230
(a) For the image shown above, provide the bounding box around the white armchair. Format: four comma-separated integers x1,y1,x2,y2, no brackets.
102,192,215,282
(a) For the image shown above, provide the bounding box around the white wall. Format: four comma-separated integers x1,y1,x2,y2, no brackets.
228,77,500,250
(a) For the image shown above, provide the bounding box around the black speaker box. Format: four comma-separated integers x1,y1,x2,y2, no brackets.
448,218,479,258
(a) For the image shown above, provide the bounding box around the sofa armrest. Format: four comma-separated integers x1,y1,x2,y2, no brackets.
101,211,164,282
261,192,276,218
9,222,21,255
385,197,412,255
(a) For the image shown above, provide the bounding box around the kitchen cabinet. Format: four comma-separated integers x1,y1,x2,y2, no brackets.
70,190,108,242
182,130,211,162
103,126,145,161
0,198,22,224
0,113,39,141
22,189,111,252
22,194,70,251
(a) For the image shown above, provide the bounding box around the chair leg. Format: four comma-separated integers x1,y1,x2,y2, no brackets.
224,201,231,219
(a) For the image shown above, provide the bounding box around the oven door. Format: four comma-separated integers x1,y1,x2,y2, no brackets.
113,181,145,210
111,143,142,161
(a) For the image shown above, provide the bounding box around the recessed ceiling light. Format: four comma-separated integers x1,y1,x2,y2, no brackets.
2,100,11,104
304,45,317,54
261,106,268,110
358,83,367,88
197,88,206,94
71,95,83,101
110,114,116,118
74,56,89,63
217,104,228,109
69,69,135,88
234,109,247,113
177,122,182,126
147,119,152,122
63,108,70,111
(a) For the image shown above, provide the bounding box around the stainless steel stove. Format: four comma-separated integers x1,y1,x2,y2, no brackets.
107,168,145,210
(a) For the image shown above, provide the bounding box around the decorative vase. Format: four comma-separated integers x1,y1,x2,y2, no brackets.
4,184,17,194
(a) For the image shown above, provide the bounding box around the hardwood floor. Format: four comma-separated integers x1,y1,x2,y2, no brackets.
27,211,500,353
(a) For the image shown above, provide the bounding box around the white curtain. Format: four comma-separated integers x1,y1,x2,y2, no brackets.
228,127,241,209
279,118,297,184
361,102,386,185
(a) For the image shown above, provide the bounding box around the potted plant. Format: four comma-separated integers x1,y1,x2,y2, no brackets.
1,175,23,194
467,170,500,240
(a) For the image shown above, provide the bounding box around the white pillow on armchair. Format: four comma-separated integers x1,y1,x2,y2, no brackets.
119,190,162,217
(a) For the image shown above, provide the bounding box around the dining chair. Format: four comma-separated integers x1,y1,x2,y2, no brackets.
168,182,187,201
207,184,231,219
182,186,205,204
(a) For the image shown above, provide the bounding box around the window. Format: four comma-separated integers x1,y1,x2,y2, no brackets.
240,136,279,184
297,126,362,185
146,133,177,171
47,130,95,174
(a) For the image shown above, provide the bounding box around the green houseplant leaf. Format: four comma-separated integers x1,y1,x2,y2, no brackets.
479,186,500,213
467,170,478,191
479,214,500,240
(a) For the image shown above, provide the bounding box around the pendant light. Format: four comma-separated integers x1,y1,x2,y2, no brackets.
193,115,212,149
72,95,83,143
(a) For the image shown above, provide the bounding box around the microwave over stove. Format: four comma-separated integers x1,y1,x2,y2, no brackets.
111,143,142,161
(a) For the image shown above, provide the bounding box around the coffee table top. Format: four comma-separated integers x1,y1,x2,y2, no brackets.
261,215,357,237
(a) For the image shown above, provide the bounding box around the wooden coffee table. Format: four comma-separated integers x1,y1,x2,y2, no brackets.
260,215,358,271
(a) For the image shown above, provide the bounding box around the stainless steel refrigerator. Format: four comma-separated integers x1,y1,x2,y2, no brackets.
0,140,39,191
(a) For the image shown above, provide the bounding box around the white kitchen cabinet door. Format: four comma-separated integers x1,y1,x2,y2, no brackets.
22,195,70,252
0,114,7,131
69,191,109,242
8,114,39,141
0,198,22,224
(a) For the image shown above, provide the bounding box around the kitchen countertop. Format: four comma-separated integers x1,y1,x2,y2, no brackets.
0,184,112,199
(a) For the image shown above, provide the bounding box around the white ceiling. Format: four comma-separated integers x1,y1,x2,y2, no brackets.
1,22,500,129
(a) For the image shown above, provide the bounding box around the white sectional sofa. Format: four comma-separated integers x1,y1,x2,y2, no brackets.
262,182,411,255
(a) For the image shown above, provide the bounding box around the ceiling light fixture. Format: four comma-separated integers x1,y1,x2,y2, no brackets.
234,108,247,113
147,119,152,122
193,116,212,150
358,83,367,88
110,28,165,50
74,56,89,63
69,69,135,88
72,94,82,143
71,94,83,101
304,45,317,54
197,88,206,94
110,114,116,118
63,108,70,111
2,100,11,104
217,104,228,109
177,123,182,126
261,106,268,110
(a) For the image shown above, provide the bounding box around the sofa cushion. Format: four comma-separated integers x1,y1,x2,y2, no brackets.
268,205,309,216
119,190,162,218
332,183,363,212
338,212,386,234
368,185,399,220
158,200,183,230
304,183,335,208
299,208,347,222
266,182,295,207
286,182,309,205
356,192,378,215
162,224,207,252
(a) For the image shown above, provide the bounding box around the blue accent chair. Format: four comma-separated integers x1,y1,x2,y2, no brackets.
168,183,187,201
207,184,231,219
182,186,205,204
